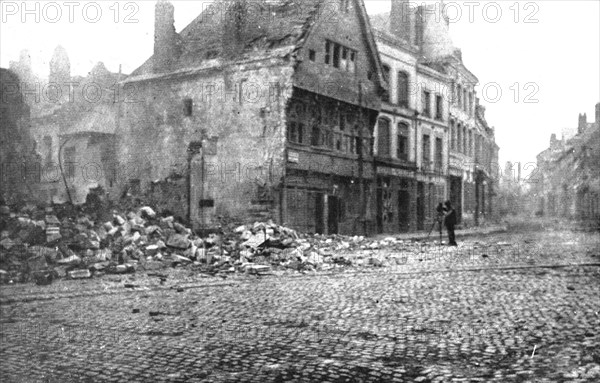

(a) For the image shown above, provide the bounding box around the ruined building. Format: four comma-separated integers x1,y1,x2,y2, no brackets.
535,103,600,224
0,68,37,204
119,0,387,234
17,45,124,205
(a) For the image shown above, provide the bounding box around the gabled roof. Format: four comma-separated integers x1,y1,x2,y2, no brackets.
130,0,325,77
129,0,386,91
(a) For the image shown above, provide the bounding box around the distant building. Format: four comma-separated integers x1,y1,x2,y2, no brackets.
25,46,123,204
535,102,600,224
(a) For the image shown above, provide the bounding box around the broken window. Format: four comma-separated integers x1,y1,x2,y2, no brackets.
398,71,409,107
341,47,348,70
397,122,409,161
183,98,193,116
377,118,391,157
325,40,357,72
348,51,356,73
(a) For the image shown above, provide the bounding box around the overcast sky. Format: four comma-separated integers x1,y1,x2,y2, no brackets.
1,0,599,166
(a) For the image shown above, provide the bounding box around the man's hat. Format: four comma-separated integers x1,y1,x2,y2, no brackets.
444,200,452,208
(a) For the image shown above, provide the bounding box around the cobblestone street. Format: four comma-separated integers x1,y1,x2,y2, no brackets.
1,230,599,383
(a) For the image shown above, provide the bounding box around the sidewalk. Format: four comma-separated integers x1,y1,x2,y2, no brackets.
375,224,508,242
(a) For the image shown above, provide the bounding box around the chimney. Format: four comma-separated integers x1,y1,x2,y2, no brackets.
550,134,557,148
154,0,179,73
595,102,599,125
390,0,416,44
578,113,587,134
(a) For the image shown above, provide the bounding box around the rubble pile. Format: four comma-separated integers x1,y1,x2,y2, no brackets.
0,202,426,285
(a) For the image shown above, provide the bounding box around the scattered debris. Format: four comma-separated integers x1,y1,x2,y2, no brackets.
0,200,542,286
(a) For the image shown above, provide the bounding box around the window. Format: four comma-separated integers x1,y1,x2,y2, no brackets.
450,121,456,150
457,124,462,153
311,125,321,147
382,65,391,102
348,51,356,73
397,122,409,161
468,130,473,157
435,94,443,120
43,136,52,165
341,0,350,12
377,118,391,157
183,98,193,116
64,146,76,179
469,92,473,115
463,126,467,154
341,47,348,69
457,85,462,107
422,134,431,169
422,90,431,117
333,43,341,68
435,137,443,172
463,89,468,112
324,40,357,73
397,71,409,107
309,49,316,62
288,100,308,144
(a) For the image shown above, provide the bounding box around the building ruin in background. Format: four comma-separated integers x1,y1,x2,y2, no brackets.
535,103,600,224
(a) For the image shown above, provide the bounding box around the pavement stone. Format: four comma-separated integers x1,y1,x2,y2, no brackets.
0,230,598,382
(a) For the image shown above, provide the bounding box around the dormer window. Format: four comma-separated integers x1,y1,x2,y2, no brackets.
324,40,357,73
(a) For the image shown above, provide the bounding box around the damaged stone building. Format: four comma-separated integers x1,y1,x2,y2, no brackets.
118,0,387,234
4,0,501,236
13,46,124,205
369,0,499,232
0,68,38,204
535,103,600,225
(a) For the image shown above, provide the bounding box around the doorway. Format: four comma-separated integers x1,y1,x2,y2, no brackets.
315,193,325,234
328,195,339,235
398,190,410,232
417,182,425,230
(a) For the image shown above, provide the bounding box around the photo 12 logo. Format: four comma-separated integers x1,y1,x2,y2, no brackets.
1,1,139,24
397,1,540,24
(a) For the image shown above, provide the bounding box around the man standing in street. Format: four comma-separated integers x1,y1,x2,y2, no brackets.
444,201,458,246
